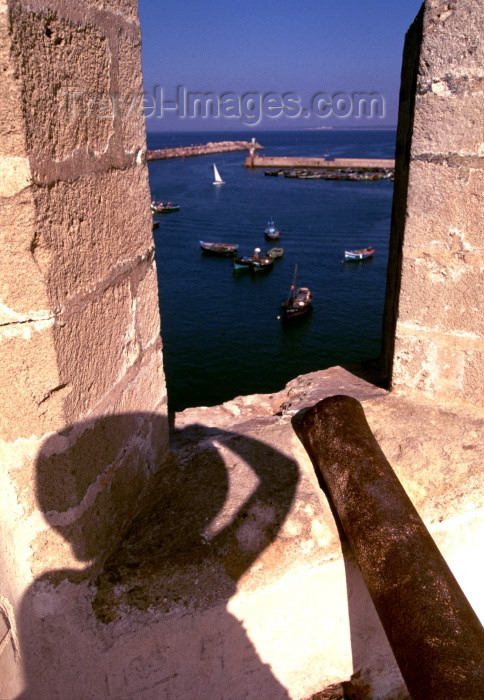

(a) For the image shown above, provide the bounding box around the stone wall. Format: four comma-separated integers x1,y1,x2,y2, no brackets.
384,0,483,407
0,0,168,692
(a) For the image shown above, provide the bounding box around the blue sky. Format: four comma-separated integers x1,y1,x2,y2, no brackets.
138,0,424,131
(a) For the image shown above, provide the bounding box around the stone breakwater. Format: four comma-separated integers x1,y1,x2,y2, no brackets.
146,140,262,161
244,154,395,170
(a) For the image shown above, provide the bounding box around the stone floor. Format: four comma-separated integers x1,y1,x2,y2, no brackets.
19,366,483,699
88,366,483,699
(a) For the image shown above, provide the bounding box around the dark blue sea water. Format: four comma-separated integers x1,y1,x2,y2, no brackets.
146,129,395,412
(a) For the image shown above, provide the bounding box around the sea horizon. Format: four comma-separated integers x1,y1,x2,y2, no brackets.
145,125,398,135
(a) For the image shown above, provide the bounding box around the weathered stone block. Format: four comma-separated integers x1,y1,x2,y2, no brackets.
32,409,168,575
36,412,145,512
0,6,27,157
110,349,168,425
398,257,483,335
419,1,483,78
9,6,112,161
393,328,483,405
412,92,484,156
118,32,146,154
2,433,47,519
0,323,65,441
133,262,162,350
0,190,52,324
0,155,32,198
83,0,140,24
54,279,138,421
392,332,437,395
405,161,483,249
33,168,153,307
461,349,484,407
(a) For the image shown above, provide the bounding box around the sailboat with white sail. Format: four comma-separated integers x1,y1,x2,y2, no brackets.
213,163,225,185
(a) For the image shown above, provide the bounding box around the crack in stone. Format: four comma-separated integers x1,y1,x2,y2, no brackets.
38,383,70,406
0,314,56,328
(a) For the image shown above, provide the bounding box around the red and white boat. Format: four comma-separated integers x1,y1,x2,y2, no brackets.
344,247,375,261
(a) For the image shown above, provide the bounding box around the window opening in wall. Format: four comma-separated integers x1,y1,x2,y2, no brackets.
138,0,423,412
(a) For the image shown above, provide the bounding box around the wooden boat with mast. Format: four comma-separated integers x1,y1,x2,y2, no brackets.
281,264,313,319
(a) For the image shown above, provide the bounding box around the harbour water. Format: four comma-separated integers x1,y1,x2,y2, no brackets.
147,129,396,412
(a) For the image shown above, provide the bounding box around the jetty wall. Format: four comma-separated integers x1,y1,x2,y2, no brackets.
245,155,395,170
147,140,261,160
383,0,483,408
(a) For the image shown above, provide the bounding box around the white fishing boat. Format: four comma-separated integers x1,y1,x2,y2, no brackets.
344,246,375,261
264,218,281,240
213,163,225,185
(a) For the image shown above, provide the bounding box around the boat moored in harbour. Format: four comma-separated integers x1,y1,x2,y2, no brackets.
200,240,238,256
250,248,274,272
281,265,313,319
344,247,375,261
233,255,252,270
264,218,281,240
233,248,274,272
151,201,180,214
266,247,284,259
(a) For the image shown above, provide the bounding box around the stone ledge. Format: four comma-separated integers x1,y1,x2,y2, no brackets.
23,366,483,700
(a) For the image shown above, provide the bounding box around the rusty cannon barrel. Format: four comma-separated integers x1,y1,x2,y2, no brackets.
297,395,484,700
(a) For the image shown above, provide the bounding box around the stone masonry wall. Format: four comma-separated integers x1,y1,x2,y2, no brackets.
0,1,168,693
385,0,483,407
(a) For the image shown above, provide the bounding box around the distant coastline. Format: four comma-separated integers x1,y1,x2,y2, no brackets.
145,125,397,135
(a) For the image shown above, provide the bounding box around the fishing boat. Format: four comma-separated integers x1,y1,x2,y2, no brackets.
233,248,274,272
250,248,274,272
280,265,313,319
344,247,375,261
151,201,180,214
266,247,284,259
264,218,281,240
213,163,225,185
200,241,238,256
233,255,252,270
